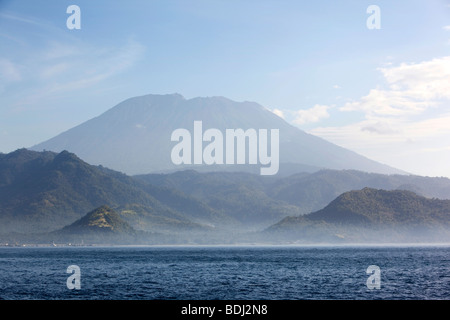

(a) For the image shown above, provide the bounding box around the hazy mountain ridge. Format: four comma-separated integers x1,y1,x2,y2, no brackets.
138,168,450,219
135,170,299,228
306,188,449,225
31,93,403,176
266,188,450,243
268,169,450,214
0,149,219,234
2,149,450,244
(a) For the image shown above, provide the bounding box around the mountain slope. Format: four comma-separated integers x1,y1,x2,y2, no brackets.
60,205,135,234
0,149,219,233
3,149,450,243
31,93,402,175
267,188,450,242
136,170,301,228
307,188,450,225
268,169,450,214
136,168,450,227
50,205,159,244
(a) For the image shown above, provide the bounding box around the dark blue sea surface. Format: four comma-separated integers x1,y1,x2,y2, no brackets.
0,245,449,300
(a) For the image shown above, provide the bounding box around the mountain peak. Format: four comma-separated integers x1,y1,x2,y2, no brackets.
31,93,404,176
308,187,447,225
62,205,135,234
266,187,450,242
53,150,81,162
118,92,186,107
4,148,52,162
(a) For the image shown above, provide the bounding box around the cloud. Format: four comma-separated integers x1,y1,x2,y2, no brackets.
293,104,330,125
42,42,82,61
0,32,27,46
309,56,450,177
1,7,146,109
443,25,450,31
361,121,399,135
272,108,285,119
40,63,69,79
341,88,430,117
9,38,145,111
312,113,450,153
0,12,43,26
379,57,450,100
341,57,450,117
310,114,450,176
420,146,450,153
0,58,21,82
46,40,145,92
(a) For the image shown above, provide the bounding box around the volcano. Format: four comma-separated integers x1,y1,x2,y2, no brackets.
31,93,403,176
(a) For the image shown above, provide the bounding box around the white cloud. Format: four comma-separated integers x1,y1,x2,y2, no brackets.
309,56,450,177
341,88,431,116
361,121,399,135
272,108,285,119
443,25,450,31
379,57,450,100
293,104,330,125
313,113,450,148
310,115,450,176
341,57,450,117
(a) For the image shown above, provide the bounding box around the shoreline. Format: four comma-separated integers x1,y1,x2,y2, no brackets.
2,242,450,248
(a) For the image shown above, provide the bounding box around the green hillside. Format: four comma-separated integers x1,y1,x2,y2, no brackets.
267,188,450,243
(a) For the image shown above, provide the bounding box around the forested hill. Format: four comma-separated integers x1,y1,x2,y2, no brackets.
267,188,450,242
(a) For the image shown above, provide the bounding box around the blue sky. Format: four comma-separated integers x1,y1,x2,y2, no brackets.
1,0,450,177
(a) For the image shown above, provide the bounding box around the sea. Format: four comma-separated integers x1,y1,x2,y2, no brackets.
0,245,449,300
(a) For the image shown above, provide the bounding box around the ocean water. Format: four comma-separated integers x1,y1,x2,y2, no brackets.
0,245,449,300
